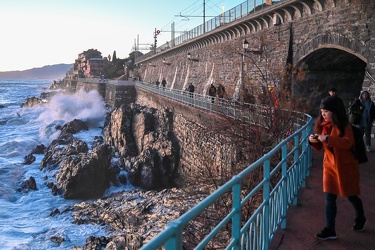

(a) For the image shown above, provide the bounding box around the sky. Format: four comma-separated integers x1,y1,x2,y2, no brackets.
0,0,242,72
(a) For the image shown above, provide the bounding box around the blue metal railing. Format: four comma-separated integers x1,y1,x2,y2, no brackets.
135,81,313,250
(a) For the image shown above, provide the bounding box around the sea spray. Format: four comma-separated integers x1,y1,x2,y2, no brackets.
37,89,108,141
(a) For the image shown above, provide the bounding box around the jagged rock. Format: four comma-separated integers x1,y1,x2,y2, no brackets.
20,176,37,191
40,138,88,171
129,146,176,190
70,188,208,248
20,96,44,108
56,131,74,145
105,235,142,250
60,119,89,134
0,104,5,108
79,236,110,250
103,104,180,190
23,153,36,165
104,104,137,158
32,144,46,154
51,184,61,196
56,144,112,199
40,91,58,101
50,235,64,245
49,208,60,216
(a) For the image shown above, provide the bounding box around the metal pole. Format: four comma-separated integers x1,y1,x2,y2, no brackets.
203,0,206,33
241,53,244,103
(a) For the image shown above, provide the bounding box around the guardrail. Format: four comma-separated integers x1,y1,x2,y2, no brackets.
136,81,313,249
77,78,135,86
135,82,283,128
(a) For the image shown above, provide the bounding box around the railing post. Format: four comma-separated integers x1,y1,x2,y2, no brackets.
263,159,270,249
165,221,183,250
232,179,242,250
281,144,288,229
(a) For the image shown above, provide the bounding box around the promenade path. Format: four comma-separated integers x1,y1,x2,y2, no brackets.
270,139,375,249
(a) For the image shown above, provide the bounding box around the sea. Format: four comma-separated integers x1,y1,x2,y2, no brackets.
0,79,126,249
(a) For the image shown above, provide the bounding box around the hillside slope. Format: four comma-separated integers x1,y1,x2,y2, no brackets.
0,64,73,79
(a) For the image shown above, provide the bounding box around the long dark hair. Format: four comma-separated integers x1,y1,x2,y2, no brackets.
314,96,348,136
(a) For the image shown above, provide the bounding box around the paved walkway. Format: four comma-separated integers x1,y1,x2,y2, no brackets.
270,140,375,250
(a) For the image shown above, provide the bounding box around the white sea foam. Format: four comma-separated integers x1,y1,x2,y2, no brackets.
37,89,107,129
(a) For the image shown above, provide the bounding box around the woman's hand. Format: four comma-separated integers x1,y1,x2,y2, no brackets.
309,134,328,143
309,134,320,143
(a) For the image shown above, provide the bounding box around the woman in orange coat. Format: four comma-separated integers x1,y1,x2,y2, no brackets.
309,95,366,240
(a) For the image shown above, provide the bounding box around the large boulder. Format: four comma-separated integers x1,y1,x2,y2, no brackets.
23,153,36,165
104,105,137,157
59,119,89,134
19,176,37,192
40,137,88,171
56,143,112,199
20,96,44,108
104,104,180,190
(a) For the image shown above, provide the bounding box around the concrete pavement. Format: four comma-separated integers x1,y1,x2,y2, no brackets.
270,141,375,250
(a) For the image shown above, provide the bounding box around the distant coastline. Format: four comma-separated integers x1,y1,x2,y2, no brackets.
0,64,73,80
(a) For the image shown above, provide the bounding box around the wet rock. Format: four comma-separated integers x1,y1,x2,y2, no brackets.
49,208,61,216
79,236,110,250
50,235,64,245
23,153,36,165
71,188,207,248
20,96,44,108
40,138,88,171
20,176,37,191
105,235,142,250
32,144,46,154
60,119,89,134
51,184,61,196
56,144,112,199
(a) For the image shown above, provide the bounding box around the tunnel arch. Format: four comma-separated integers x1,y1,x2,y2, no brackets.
293,45,367,116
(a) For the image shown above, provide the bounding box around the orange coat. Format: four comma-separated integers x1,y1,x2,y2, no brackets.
311,124,360,196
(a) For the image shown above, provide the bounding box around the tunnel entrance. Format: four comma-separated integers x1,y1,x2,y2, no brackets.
293,47,367,116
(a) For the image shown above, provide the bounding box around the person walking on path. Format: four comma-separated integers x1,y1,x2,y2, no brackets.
309,95,366,240
217,84,225,99
328,87,337,96
326,87,346,117
358,90,375,152
208,83,217,103
348,97,364,126
188,83,195,98
161,78,166,90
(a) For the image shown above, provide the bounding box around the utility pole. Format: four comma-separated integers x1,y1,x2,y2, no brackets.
203,0,205,33
154,28,158,54
171,22,175,47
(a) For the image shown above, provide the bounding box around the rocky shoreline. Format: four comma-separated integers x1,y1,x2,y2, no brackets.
20,90,206,249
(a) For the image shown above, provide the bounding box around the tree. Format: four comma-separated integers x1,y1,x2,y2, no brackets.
112,51,117,62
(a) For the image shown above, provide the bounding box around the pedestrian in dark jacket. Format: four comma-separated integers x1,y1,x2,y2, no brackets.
359,90,375,152
161,78,166,90
208,84,216,103
188,83,195,98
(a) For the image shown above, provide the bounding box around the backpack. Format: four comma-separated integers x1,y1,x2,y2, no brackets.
348,99,363,125
350,124,368,164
